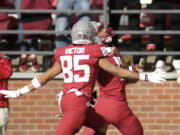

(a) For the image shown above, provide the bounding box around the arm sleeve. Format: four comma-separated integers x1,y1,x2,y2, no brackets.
0,57,13,80
93,44,108,58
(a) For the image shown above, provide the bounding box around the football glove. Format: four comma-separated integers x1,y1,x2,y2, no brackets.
0,90,20,98
0,86,30,98
139,71,166,83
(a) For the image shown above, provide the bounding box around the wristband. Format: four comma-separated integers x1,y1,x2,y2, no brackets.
17,86,30,95
139,73,148,81
31,77,42,89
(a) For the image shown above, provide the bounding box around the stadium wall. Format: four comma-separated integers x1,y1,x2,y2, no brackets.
6,79,180,135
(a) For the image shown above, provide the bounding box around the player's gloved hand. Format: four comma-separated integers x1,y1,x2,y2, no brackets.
139,71,166,83
0,86,30,98
0,90,20,98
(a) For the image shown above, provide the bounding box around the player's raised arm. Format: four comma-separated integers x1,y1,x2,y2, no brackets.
30,62,62,88
0,61,62,98
98,58,166,83
98,58,139,81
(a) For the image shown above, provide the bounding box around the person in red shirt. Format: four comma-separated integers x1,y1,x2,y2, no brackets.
0,21,166,135
15,0,53,72
82,21,144,135
82,51,144,135
0,54,13,135
0,0,18,51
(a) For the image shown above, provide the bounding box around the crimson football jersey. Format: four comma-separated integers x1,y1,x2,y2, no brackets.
97,54,127,101
55,44,107,96
0,54,13,107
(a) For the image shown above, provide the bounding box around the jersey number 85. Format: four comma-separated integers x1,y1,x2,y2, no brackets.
60,55,90,83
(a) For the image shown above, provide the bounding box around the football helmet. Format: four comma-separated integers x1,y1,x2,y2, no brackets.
90,21,104,32
99,27,115,43
71,21,96,44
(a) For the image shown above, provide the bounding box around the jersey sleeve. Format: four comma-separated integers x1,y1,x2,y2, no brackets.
94,44,108,58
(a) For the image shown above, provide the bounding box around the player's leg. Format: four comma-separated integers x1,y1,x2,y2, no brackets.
82,126,95,135
83,98,108,135
94,98,143,135
83,106,107,135
56,109,87,135
0,108,8,135
115,114,144,135
56,93,89,135
82,125,108,135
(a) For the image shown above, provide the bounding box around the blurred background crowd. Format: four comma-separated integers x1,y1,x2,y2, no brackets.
0,0,180,79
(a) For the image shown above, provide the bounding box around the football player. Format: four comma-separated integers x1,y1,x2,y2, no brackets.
82,21,163,135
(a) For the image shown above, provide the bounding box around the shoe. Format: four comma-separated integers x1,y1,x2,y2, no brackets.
30,57,41,72
154,60,166,73
172,59,180,75
19,57,28,72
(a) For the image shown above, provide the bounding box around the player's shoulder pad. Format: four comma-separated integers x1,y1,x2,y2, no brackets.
99,45,108,56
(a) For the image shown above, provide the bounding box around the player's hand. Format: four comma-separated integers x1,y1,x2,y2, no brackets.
147,71,167,83
0,86,30,98
0,90,20,98
140,71,166,83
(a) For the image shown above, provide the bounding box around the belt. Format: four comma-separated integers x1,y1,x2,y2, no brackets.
56,88,91,109
67,88,84,96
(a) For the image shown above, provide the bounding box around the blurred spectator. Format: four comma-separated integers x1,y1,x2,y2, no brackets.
0,0,13,6
50,0,58,7
149,0,180,75
0,0,18,51
14,0,53,72
0,53,13,135
90,0,103,21
140,0,154,51
55,0,91,48
108,0,143,71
